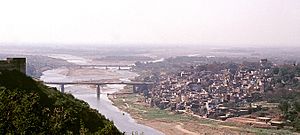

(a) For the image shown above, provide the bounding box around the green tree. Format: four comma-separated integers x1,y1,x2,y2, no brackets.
0,70,122,134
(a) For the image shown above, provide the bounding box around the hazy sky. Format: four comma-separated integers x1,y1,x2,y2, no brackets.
0,0,299,46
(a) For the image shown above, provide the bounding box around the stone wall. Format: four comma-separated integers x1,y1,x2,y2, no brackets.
0,58,26,74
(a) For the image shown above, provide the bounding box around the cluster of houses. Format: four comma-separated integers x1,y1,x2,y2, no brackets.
139,59,276,121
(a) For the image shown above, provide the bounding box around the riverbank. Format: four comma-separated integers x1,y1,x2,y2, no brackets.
109,87,295,135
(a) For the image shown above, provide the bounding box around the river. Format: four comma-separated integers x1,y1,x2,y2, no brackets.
40,54,163,135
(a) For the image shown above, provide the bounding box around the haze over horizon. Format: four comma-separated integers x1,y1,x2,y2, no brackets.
0,0,299,47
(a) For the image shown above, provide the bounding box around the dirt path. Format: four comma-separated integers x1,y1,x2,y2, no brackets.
138,120,196,135
175,123,199,135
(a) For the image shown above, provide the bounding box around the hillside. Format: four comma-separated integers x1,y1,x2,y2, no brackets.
0,70,122,134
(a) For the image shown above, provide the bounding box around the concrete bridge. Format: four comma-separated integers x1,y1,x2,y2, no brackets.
44,81,154,99
74,65,134,70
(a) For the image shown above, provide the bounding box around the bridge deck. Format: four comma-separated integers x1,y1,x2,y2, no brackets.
76,65,134,67
44,81,154,85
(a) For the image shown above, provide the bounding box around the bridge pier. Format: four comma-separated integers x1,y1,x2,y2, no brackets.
105,66,108,70
44,82,155,98
133,85,137,93
118,66,121,70
60,84,65,93
97,85,101,99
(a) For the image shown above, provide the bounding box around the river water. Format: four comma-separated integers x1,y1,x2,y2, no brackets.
40,54,163,135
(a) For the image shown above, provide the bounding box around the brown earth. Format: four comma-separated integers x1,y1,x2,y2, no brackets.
137,120,254,135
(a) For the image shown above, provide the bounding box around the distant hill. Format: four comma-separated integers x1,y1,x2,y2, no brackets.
0,70,122,134
0,54,75,78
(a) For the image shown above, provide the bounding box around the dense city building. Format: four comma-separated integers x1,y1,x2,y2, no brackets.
134,58,300,128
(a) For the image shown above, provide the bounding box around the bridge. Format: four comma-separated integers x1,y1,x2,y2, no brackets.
44,81,154,99
74,65,134,70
